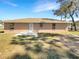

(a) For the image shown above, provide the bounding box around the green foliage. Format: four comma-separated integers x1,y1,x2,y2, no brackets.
33,43,42,53
53,0,79,31
54,0,79,18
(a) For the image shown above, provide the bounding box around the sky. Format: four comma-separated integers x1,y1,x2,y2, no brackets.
0,0,79,21
0,0,61,20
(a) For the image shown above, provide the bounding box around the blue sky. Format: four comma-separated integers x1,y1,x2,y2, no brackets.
0,0,61,20
0,0,78,21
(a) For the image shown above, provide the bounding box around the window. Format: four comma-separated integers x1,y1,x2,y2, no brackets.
40,23,43,27
52,23,56,29
9,23,14,30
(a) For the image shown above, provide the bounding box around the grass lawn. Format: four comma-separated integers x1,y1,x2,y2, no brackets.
0,26,3,30
69,31,79,35
0,33,25,59
54,31,79,35
0,33,15,59
0,32,79,59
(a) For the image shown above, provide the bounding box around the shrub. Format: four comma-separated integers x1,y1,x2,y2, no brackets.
33,44,42,53
38,33,52,37
18,35,27,38
0,31,4,33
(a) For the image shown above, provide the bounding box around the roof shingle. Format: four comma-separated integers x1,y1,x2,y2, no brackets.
4,18,70,23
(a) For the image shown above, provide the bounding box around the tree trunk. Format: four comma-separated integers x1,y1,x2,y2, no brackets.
61,15,62,20
70,15,77,31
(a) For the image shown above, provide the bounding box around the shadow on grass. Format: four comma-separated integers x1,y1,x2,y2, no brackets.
25,43,43,53
10,39,26,45
10,36,39,45
25,45,61,59
66,51,79,59
47,47,61,59
9,33,79,59
38,33,64,37
8,53,32,59
65,35,79,42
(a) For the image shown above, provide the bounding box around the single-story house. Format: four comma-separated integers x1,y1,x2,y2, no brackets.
4,18,70,33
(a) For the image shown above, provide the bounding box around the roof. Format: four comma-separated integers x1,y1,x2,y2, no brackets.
4,18,70,23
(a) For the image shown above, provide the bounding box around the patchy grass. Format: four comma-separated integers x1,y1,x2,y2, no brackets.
54,31,79,35
0,33,25,59
69,31,79,35
0,26,3,30
0,27,4,33
0,33,12,58
0,33,79,59
0,33,15,58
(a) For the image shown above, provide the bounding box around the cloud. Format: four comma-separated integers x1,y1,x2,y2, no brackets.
0,0,18,7
4,1,18,7
33,0,60,12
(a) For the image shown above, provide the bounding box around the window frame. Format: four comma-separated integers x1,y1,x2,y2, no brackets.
52,23,56,29
9,23,15,30
40,23,43,28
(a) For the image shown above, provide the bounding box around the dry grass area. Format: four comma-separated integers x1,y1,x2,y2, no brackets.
0,32,79,59
69,31,79,35
54,31,79,35
0,33,25,59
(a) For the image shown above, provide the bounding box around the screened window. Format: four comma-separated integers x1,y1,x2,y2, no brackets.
52,23,56,29
40,23,43,27
9,23,14,30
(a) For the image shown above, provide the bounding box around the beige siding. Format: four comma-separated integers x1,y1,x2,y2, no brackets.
4,23,29,30
4,23,68,33
55,23,68,30
36,23,53,30
14,23,29,30
34,23,52,32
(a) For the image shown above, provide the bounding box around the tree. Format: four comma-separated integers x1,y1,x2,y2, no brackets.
53,0,79,31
